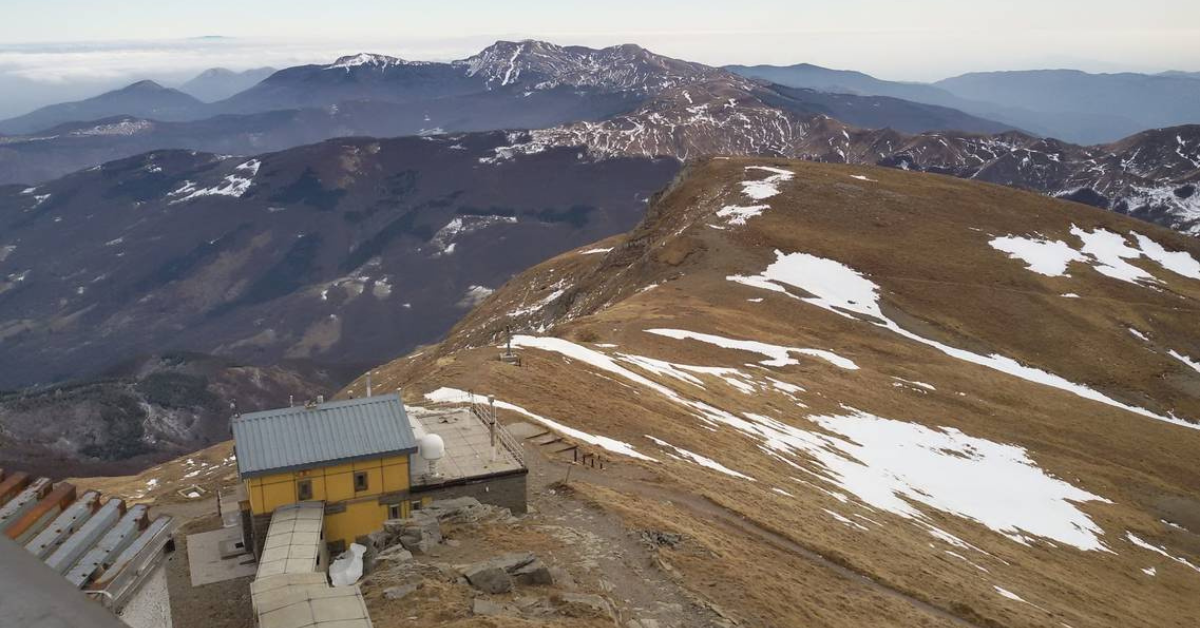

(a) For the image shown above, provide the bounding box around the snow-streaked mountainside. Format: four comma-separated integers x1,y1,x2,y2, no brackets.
455,40,719,94
353,158,1200,628
0,134,679,389
484,82,1200,235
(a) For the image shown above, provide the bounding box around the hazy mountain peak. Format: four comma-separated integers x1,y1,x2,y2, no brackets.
458,39,716,94
325,53,410,71
119,79,171,93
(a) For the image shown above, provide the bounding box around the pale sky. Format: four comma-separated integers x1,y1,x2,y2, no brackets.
1,0,1198,86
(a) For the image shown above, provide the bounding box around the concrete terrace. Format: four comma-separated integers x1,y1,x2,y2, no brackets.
407,407,524,486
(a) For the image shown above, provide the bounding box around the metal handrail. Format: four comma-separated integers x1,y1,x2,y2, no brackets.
469,403,526,467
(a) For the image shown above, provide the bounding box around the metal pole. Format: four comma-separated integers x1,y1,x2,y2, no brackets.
489,395,497,462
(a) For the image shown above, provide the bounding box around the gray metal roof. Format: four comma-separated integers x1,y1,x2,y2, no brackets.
232,394,418,479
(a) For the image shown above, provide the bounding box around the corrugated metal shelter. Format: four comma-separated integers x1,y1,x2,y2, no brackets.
256,502,326,579
0,468,173,617
250,501,372,628
233,394,418,479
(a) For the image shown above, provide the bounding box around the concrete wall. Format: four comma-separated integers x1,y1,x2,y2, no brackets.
414,471,528,514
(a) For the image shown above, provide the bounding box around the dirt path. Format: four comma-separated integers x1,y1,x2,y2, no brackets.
523,439,985,628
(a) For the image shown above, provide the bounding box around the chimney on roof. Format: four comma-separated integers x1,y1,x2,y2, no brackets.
366,374,373,397
317,395,325,404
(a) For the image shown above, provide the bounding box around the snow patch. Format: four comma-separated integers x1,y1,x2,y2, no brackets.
646,435,754,480
168,159,260,203
1169,350,1200,374
788,409,1113,551
646,328,858,370
1126,533,1200,574
989,236,1086,277
458,285,494,308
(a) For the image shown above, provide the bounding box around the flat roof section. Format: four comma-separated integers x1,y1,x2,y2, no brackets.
408,407,525,487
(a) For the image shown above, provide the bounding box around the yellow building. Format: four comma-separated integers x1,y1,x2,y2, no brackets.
232,394,422,554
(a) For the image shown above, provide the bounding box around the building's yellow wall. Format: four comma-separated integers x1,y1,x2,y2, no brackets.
244,454,411,546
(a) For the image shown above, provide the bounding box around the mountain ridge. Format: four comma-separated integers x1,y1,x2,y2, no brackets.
344,157,1200,628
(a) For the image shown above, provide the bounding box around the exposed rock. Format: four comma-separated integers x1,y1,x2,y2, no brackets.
472,598,511,616
376,546,413,562
459,551,554,593
384,511,443,553
423,496,514,524
552,592,617,622
365,530,391,552
383,583,420,600
549,566,577,590
640,530,683,548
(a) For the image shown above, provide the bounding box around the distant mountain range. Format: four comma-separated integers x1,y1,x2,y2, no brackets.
1,40,1198,389
726,64,1200,144
477,80,1200,235
0,42,1023,186
0,80,206,135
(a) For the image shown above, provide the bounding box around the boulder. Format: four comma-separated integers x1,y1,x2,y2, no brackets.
365,530,391,552
489,551,537,572
463,564,512,594
460,551,556,593
387,512,443,554
512,557,554,586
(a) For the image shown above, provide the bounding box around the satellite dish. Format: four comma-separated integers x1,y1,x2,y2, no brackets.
419,434,446,479
419,434,445,461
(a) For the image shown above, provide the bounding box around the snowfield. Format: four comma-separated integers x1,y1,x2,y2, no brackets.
990,228,1200,284
730,249,1200,430
508,330,1116,551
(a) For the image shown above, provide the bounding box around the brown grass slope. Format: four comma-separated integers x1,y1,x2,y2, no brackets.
355,159,1200,628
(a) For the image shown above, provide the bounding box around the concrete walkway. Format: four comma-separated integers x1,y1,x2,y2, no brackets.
187,526,256,586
